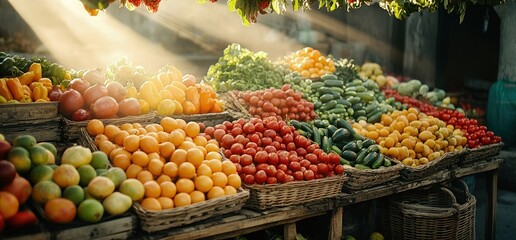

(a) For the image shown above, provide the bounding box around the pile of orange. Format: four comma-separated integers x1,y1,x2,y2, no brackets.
86,117,241,211
352,108,467,167
283,47,336,78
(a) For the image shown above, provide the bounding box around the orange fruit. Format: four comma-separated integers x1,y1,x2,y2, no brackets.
109,148,131,162
127,129,139,135
189,190,205,204
178,162,196,179
159,142,175,159
192,136,207,147
207,159,222,173
140,197,161,211
140,136,159,154
112,154,131,171
160,181,177,198
132,122,143,129
176,119,187,130
148,159,164,176
169,130,185,147
222,161,237,175
194,175,213,193
125,164,143,179
123,135,140,153
163,162,178,178
205,151,222,161
207,186,225,200
146,132,159,140
136,170,154,184
211,172,228,188
187,148,204,168
104,125,121,142
157,196,174,210
143,180,161,198
196,146,207,157
227,173,241,189
132,150,149,168
94,134,109,147
196,163,212,177
160,117,179,133
120,123,134,131
179,141,196,151
87,119,104,137
224,186,237,195
0,192,19,219
152,124,164,132
207,139,219,147
173,193,191,207
98,141,116,156
157,132,170,143
205,143,219,153
170,149,187,166
148,152,162,161
184,122,200,138
136,127,147,135
114,131,129,146
176,178,195,193
144,125,158,133
156,174,172,184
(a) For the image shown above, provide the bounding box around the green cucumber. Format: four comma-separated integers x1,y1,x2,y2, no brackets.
365,102,379,113
313,126,321,146
344,91,357,97
327,125,338,137
322,136,331,153
331,87,344,96
331,145,342,156
363,152,378,167
354,164,371,170
332,128,351,143
341,150,357,161
372,154,384,169
320,94,335,103
354,109,366,117
362,139,376,148
339,156,351,165
356,140,363,149
320,100,337,111
335,99,352,107
367,111,383,123
314,101,323,110
347,96,361,104
352,103,363,111
299,122,313,135
383,158,392,167
321,74,338,81
318,87,334,95
356,91,375,102
354,86,366,92
324,79,343,88
355,149,368,164
310,81,325,90
335,119,354,133
342,141,359,152
367,145,380,153
313,120,326,128
330,108,347,114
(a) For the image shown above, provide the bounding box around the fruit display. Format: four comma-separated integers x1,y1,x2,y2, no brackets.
352,108,467,167
282,47,336,79
234,84,317,121
205,43,288,92
291,119,392,170
105,57,152,89
203,117,345,184
391,79,454,108
86,118,241,211
384,89,501,148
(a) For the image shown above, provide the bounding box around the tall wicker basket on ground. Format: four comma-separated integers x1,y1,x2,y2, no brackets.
387,181,476,240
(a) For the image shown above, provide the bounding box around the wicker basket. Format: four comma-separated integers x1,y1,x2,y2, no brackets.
219,92,252,120
461,142,504,165
133,189,250,233
0,101,58,123
77,127,98,151
387,182,476,240
343,158,403,191
61,113,157,141
243,174,347,210
395,150,466,181
155,111,234,127
1,117,61,142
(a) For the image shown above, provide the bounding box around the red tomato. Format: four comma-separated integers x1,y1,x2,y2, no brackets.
276,170,287,183
229,155,240,163
271,141,281,150
288,154,299,163
277,164,288,173
266,121,280,132
230,143,244,155
328,153,341,165
254,123,266,133
296,148,307,157
319,152,330,163
289,161,301,172
223,121,233,130
305,153,318,164
243,123,255,133
204,127,215,136
244,174,255,184
280,125,292,136
308,164,318,174
234,135,248,145
234,163,242,174
213,129,226,141
300,159,311,169
255,151,269,164
243,148,257,157
221,135,235,148
293,171,304,181
317,163,329,174
278,152,290,165
264,146,277,153
304,170,315,180
265,165,277,177
255,170,267,184
240,154,253,166
268,152,279,165
335,165,345,175
481,137,491,145
266,177,278,184
285,174,295,182
294,135,310,148
262,137,273,147
282,134,294,144
273,136,283,144
223,149,232,158
243,164,257,175
306,144,317,153
287,142,297,151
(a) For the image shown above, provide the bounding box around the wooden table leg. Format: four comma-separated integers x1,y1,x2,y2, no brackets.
485,169,498,240
328,207,343,240
284,222,297,240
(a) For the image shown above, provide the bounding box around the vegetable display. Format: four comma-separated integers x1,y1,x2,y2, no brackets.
0,52,70,86
282,47,335,79
205,43,288,92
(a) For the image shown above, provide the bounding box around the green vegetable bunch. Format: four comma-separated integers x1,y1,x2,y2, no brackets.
205,43,288,92
333,58,360,84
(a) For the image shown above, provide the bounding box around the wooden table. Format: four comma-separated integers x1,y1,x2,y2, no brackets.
140,158,502,240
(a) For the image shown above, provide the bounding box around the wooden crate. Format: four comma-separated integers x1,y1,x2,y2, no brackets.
0,102,58,123
49,214,137,240
0,117,61,143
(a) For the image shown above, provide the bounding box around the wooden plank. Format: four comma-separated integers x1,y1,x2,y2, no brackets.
486,169,499,240
335,159,503,207
53,215,136,240
328,207,343,240
284,223,297,240
4,232,50,240
96,231,133,240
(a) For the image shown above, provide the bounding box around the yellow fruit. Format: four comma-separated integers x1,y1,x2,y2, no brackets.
157,99,176,116
194,175,213,193
176,178,195,193
173,193,191,207
207,186,225,200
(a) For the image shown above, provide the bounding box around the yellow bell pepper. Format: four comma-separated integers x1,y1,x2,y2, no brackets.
212,99,223,113
164,85,185,103
29,63,42,80
185,86,200,114
19,71,37,85
138,81,160,110
6,78,24,100
20,85,32,103
33,83,49,101
182,101,197,115
126,82,138,98
199,88,214,114
30,78,52,92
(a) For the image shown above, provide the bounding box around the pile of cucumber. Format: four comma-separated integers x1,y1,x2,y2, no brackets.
309,74,404,123
290,119,391,170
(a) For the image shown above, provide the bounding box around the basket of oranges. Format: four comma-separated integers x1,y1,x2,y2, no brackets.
79,117,250,232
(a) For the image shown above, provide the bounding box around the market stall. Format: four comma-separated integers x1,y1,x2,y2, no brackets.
0,1,509,240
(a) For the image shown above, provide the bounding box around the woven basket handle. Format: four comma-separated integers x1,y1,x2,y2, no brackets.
457,179,470,193
440,187,458,205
